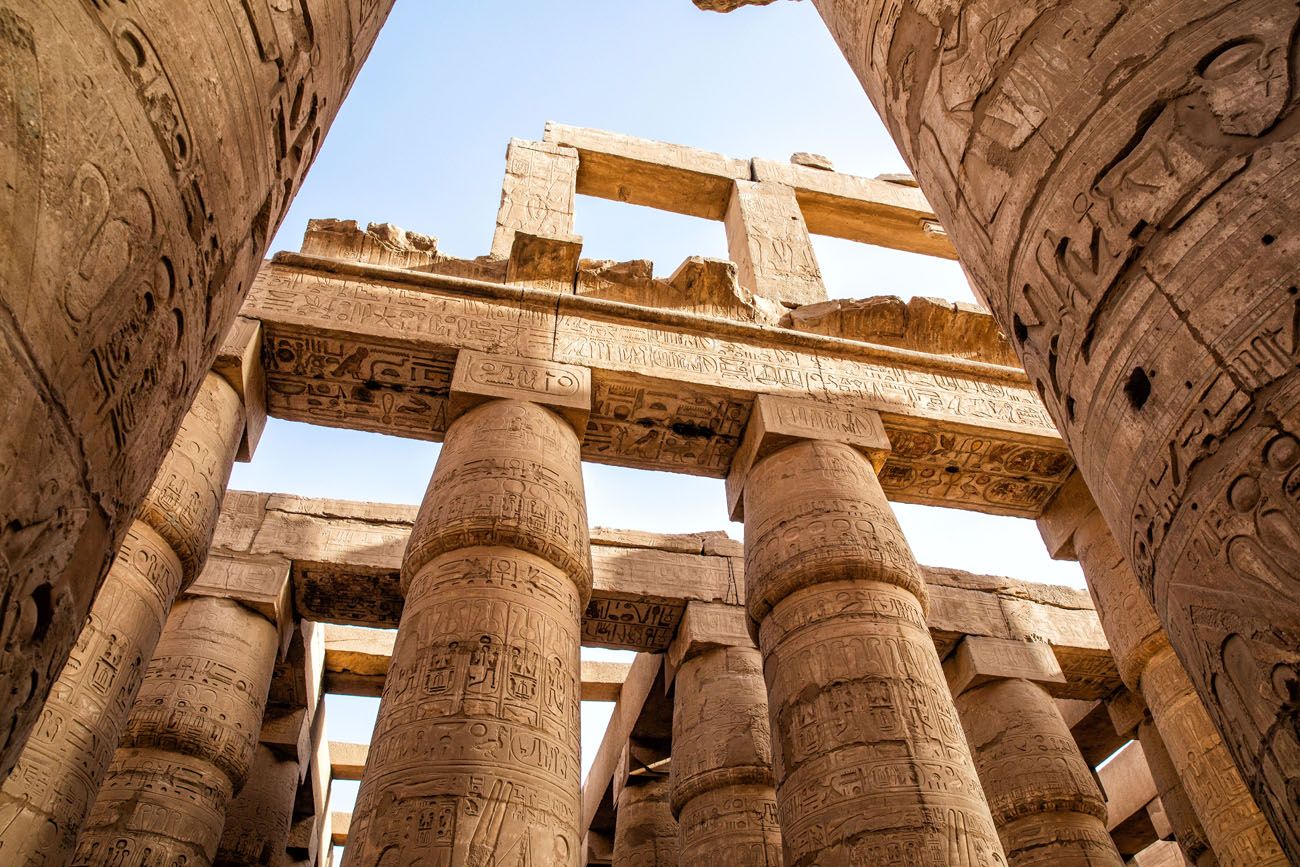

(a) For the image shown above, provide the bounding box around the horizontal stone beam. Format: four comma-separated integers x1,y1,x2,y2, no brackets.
322,623,630,700
244,251,1071,518
329,811,350,848
214,492,1119,698
542,123,956,260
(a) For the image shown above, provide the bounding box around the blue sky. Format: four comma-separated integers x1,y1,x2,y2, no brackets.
228,0,1085,839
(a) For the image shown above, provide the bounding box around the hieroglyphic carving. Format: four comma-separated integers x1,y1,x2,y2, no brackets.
0,0,393,776
491,139,579,258
0,372,246,865
791,0,1300,851
244,257,1072,514
343,400,591,866
76,595,281,865
215,745,299,866
670,609,781,866
612,778,678,867
1046,479,1287,866
953,673,1121,865
743,438,1005,864
724,179,826,307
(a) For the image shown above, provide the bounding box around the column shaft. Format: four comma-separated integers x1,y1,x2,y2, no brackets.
343,399,591,866
215,745,299,867
792,0,1300,852
1070,509,1285,866
1137,719,1216,867
956,678,1121,866
671,645,781,865
743,439,1004,865
613,778,678,867
0,372,245,866
74,595,280,866
0,1,393,775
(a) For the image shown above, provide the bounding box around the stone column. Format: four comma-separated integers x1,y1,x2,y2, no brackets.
729,394,1005,865
0,319,262,867
214,745,299,867
946,636,1123,866
342,351,592,866
666,603,781,866
74,554,291,866
724,180,825,307
1041,475,1286,866
0,2,393,775
695,0,1300,851
612,777,678,867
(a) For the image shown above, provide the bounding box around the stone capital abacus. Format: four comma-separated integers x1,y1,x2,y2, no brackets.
725,391,891,521
664,601,754,685
448,348,592,436
943,635,1067,698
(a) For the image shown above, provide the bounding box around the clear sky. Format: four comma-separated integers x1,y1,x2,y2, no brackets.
227,0,1085,845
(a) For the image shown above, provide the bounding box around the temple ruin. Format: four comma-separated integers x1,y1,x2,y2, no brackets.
3,2,1298,865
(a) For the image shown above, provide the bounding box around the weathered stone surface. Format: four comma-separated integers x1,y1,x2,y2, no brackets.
0,0,392,777
344,400,590,866
789,1,1300,853
491,139,579,258
788,296,1019,368
743,437,1005,864
1043,475,1286,866
246,250,1072,517
725,179,825,307
1137,719,1216,867
790,152,833,172
215,745,298,867
954,674,1122,866
577,257,778,324
0,372,246,865
76,594,281,865
612,777,677,867
669,607,780,866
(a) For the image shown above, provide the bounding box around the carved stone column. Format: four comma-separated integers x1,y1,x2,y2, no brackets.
1041,476,1286,866
214,745,299,867
667,603,781,865
0,319,262,867
612,777,678,867
74,555,291,866
343,352,592,866
694,0,1300,852
947,636,1123,866
730,394,1005,865
0,3,393,775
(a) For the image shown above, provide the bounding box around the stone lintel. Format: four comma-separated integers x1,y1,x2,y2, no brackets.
321,622,630,699
186,551,293,645
505,229,583,292
1107,687,1150,739
1037,471,1098,561
751,157,956,259
543,122,751,220
246,254,1069,516
213,315,268,462
329,740,368,781
1101,740,1159,835
664,601,753,684
329,811,350,847
449,349,592,434
726,393,890,520
944,635,1066,697
259,706,311,766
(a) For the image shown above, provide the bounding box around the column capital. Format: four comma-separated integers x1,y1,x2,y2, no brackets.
664,601,753,685
213,315,268,462
186,552,293,647
944,635,1066,697
449,348,592,434
725,392,890,520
